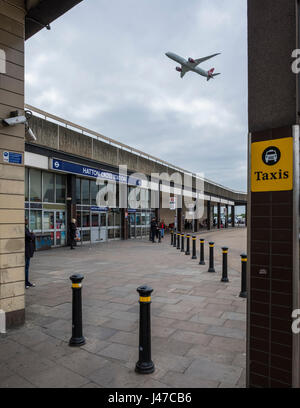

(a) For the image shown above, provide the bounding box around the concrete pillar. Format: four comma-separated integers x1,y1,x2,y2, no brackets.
217,203,221,229
121,209,128,240
66,175,76,245
0,1,26,328
177,208,182,232
207,201,211,230
225,205,229,228
231,206,235,228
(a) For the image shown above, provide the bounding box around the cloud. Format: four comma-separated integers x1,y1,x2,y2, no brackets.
25,0,248,191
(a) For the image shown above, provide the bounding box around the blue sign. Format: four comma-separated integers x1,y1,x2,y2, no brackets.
3,151,22,164
51,158,141,186
91,206,108,212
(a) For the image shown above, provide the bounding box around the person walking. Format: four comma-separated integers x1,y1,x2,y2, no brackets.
25,218,36,289
150,217,157,243
160,220,165,238
69,218,77,249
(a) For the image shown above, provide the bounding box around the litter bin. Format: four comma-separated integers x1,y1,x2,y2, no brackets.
35,233,52,251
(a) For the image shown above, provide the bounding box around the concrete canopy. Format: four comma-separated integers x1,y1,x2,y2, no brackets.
25,0,83,40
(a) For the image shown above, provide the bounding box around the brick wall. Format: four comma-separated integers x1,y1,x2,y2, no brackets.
0,0,25,328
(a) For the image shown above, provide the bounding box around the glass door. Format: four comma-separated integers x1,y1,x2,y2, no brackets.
55,211,66,246
43,211,55,246
91,212,101,243
129,212,136,239
99,212,108,242
136,212,142,238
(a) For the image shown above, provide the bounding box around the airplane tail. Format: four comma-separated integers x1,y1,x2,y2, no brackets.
207,68,220,81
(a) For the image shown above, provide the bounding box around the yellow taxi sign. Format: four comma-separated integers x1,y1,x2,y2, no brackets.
251,137,293,192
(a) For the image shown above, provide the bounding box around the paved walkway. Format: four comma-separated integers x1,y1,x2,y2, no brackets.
0,228,247,388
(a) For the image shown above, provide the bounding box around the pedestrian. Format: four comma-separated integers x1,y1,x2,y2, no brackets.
160,220,165,238
25,217,36,289
69,218,77,249
150,217,157,243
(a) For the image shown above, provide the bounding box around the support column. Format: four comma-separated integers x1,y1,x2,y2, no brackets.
0,1,26,329
225,204,229,228
207,201,211,230
67,175,76,246
177,208,182,232
248,0,300,388
121,209,128,240
231,205,235,228
217,203,221,229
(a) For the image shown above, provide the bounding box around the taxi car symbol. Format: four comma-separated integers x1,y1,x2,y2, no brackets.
265,149,278,164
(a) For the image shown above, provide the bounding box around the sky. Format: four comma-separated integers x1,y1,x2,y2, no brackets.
25,0,248,192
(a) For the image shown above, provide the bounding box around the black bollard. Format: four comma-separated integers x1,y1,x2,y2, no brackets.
221,247,229,282
173,230,177,248
199,238,205,265
177,232,180,250
170,230,174,246
69,274,85,347
135,285,155,374
239,254,247,298
185,235,190,255
208,242,215,273
181,233,185,252
191,236,197,259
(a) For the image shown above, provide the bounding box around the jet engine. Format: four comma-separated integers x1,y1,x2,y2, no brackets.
188,57,195,63
176,66,182,72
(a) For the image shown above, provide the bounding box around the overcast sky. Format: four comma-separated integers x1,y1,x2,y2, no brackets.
25,0,248,192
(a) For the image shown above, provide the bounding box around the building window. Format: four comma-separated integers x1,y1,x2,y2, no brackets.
82,179,90,205
43,211,54,230
43,172,54,203
30,169,42,202
90,180,98,206
56,174,66,203
29,210,42,230
76,178,81,204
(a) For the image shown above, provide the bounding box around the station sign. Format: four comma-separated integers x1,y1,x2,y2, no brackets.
3,151,22,165
50,158,141,186
251,137,293,192
170,197,176,210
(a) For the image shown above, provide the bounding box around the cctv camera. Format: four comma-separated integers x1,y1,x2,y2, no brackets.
25,125,37,142
2,115,27,127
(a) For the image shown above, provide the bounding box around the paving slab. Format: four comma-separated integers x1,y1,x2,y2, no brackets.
0,228,247,388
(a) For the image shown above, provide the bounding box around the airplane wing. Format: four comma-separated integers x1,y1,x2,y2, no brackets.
180,66,191,78
194,53,221,67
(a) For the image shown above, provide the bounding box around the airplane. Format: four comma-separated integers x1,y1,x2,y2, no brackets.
165,51,221,81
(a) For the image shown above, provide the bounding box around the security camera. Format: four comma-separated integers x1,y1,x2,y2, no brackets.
2,115,27,127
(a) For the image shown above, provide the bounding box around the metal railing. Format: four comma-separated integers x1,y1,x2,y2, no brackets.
25,104,247,197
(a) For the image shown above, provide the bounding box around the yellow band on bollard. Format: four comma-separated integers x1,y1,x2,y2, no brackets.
242,258,247,262
200,240,204,242
72,283,82,288
192,238,196,241
223,251,228,254
209,245,214,248
140,296,151,302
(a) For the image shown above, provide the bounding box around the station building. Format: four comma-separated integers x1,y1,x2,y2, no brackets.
24,104,247,248
0,0,246,329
